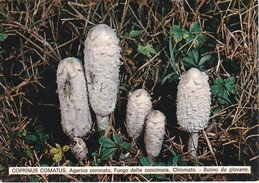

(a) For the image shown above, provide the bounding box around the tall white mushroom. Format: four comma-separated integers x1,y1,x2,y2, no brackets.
57,57,91,160
144,110,166,159
84,24,121,136
176,68,211,157
126,89,152,139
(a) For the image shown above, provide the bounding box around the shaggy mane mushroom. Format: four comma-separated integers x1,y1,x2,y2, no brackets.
176,68,211,158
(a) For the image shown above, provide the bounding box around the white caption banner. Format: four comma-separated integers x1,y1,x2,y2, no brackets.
9,166,251,175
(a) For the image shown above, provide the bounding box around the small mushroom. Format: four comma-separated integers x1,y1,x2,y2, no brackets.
84,24,121,136
71,137,88,161
176,68,211,157
126,89,152,139
144,110,166,159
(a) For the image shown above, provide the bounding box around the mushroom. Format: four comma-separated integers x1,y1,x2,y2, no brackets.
176,68,211,157
57,57,92,138
84,24,121,136
144,110,166,159
126,89,152,139
57,57,92,160
71,137,88,161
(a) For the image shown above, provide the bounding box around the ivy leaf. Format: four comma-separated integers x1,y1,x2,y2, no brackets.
137,44,156,58
139,157,150,166
113,133,122,145
99,137,116,148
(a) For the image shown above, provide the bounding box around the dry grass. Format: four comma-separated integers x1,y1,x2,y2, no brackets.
0,0,258,181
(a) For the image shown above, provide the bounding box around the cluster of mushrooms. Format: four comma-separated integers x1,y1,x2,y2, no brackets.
56,24,211,162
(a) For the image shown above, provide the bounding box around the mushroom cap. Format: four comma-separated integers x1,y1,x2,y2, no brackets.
57,57,83,78
126,89,152,139
144,110,166,158
176,68,211,132
84,24,121,117
87,24,116,42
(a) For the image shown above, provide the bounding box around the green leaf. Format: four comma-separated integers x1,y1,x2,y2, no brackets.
50,147,60,154
197,33,207,44
188,49,199,63
189,22,201,33
26,150,32,159
211,76,235,105
100,147,117,160
172,25,184,42
0,33,7,42
62,145,70,152
199,55,212,66
53,151,63,163
182,57,196,67
225,77,236,94
99,137,116,148
172,154,180,166
113,133,122,145
169,32,177,73
139,157,150,166
55,143,62,150
34,125,49,143
137,44,156,58
18,129,27,137
121,142,131,150
129,30,143,38
24,135,38,143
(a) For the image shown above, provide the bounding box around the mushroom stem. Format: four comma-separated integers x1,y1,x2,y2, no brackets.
96,115,109,136
188,132,198,158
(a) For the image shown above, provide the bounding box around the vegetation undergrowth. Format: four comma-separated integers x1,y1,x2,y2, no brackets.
0,0,258,181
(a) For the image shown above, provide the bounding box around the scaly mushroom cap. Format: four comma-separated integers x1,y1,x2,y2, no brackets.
57,57,92,138
126,89,152,139
144,110,166,158
71,137,88,161
84,24,121,117
176,68,211,132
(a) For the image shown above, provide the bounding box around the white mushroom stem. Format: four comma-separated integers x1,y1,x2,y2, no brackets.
176,68,211,159
96,115,109,134
84,24,121,136
188,132,198,158
57,57,92,139
126,89,152,139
